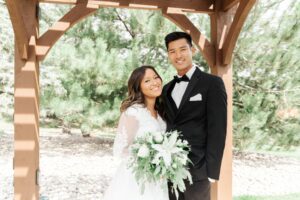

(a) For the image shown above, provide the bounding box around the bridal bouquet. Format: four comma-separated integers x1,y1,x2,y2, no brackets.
128,130,193,199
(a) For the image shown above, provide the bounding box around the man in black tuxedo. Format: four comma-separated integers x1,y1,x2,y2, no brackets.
162,32,227,200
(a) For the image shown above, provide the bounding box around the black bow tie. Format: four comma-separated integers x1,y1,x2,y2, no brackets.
174,75,189,83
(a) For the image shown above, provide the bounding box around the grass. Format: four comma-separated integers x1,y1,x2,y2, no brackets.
234,193,300,200
247,148,300,160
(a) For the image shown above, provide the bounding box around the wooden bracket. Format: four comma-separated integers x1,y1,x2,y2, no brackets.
222,0,256,65
36,1,98,61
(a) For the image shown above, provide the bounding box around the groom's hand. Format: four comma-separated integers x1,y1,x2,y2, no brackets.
208,177,216,183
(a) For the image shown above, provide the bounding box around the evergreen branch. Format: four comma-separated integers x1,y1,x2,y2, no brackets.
242,1,261,33
0,90,13,96
114,10,135,39
233,101,244,108
236,82,300,94
141,46,156,63
90,96,102,103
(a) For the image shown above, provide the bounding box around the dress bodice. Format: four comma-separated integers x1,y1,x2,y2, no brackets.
126,104,166,138
113,104,166,158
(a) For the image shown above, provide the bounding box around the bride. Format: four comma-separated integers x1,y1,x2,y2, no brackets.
103,66,169,200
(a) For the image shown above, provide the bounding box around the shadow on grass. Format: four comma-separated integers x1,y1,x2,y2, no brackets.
234,193,300,200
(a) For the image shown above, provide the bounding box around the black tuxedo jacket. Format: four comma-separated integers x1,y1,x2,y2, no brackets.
162,67,227,181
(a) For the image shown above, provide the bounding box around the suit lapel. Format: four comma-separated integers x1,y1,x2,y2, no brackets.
176,67,201,117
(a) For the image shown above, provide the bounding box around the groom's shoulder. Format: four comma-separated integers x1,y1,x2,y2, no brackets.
197,68,223,83
163,79,173,89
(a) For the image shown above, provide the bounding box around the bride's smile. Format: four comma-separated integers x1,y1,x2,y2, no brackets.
140,68,162,99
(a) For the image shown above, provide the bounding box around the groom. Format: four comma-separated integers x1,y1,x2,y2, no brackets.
162,32,227,200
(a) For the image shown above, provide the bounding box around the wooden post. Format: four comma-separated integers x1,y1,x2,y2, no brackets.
14,0,40,199
209,4,236,200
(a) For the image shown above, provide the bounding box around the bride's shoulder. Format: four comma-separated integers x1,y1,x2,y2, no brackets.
123,103,145,117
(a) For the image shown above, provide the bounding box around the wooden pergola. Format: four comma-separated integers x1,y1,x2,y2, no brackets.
5,0,256,199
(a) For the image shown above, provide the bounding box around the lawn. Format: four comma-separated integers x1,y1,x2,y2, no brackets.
234,193,300,200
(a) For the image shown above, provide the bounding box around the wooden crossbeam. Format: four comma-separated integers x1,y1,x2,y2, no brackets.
5,0,29,59
162,8,216,68
222,0,240,11
36,2,97,61
39,0,215,13
222,0,256,64
39,0,82,3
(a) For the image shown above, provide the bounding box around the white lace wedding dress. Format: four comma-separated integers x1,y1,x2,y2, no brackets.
103,104,169,200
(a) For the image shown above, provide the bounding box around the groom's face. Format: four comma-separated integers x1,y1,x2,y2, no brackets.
167,38,195,76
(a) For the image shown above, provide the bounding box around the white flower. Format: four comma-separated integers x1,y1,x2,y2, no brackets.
172,163,177,169
152,133,181,167
145,133,154,143
137,144,150,158
178,156,188,165
153,132,164,143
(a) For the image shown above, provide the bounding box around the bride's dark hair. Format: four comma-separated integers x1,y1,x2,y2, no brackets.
120,65,164,118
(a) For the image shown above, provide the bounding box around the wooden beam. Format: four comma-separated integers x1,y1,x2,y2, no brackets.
39,0,84,4
222,0,240,11
36,2,97,61
162,8,216,68
222,0,256,65
5,0,29,59
39,0,215,13
13,0,40,199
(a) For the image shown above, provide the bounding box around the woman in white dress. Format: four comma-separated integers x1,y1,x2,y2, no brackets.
103,66,169,200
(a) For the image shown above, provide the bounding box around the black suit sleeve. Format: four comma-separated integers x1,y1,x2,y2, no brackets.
206,76,227,180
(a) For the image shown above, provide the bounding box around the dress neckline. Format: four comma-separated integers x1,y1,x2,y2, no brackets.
144,107,159,120
131,103,162,122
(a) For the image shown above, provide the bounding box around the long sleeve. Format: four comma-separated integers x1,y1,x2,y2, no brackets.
206,76,227,180
113,109,139,158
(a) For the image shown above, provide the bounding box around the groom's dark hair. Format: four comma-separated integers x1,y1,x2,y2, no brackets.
164,31,193,50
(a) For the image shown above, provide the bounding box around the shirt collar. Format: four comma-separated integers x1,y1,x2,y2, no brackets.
177,65,196,79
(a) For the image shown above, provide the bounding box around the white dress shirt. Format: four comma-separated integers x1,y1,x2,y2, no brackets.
171,65,196,108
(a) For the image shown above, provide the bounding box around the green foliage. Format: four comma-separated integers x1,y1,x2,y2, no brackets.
39,7,179,129
233,0,300,150
0,0,14,121
234,193,300,200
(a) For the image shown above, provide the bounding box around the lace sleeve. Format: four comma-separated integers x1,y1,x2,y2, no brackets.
113,108,139,158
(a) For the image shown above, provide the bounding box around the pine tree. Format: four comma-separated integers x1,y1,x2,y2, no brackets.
39,7,179,133
0,0,14,121
233,0,300,150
